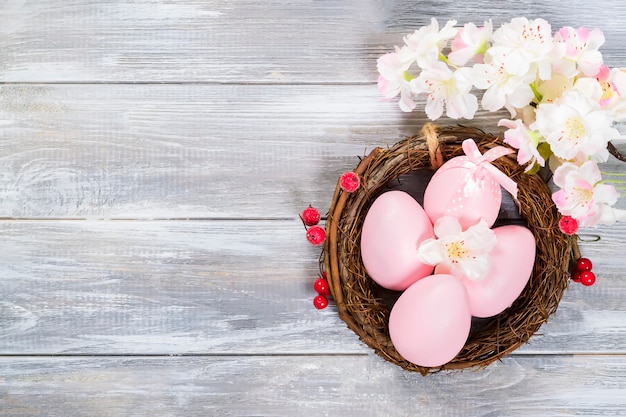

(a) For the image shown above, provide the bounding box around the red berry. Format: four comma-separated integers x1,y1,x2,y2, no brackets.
313,295,328,309
576,257,593,272
301,206,321,226
314,277,331,296
339,171,360,193
571,269,581,282
559,215,579,235
579,271,596,286
306,226,326,246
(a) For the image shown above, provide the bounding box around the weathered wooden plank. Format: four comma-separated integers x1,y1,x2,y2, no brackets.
1,355,625,416
0,220,624,355
0,83,502,219
0,0,625,83
3,83,626,219
0,219,358,355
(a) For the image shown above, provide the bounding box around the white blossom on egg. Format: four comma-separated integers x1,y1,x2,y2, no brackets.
417,216,497,281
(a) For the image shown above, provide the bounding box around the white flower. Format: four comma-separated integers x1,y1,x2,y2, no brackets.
448,20,493,66
376,47,417,112
535,73,575,103
403,18,458,69
410,62,478,119
488,17,554,81
552,161,619,227
498,118,545,169
553,26,605,77
418,217,497,281
597,67,626,120
531,90,618,161
472,53,535,115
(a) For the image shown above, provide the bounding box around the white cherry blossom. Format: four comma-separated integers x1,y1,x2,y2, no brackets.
488,17,554,81
376,19,626,226
498,118,545,169
472,53,535,115
376,47,417,112
552,161,619,227
403,18,458,69
535,73,575,103
595,67,626,120
531,90,618,161
411,62,478,120
448,20,493,66
417,217,497,281
553,26,605,77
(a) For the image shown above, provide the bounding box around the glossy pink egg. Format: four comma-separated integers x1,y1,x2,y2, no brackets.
423,157,502,229
361,191,435,291
462,225,536,318
389,274,472,367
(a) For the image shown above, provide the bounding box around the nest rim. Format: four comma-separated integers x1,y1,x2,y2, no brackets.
322,124,575,375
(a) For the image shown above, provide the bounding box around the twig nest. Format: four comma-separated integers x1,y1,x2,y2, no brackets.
322,124,575,375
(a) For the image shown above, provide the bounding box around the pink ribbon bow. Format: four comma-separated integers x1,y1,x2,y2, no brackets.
445,139,518,200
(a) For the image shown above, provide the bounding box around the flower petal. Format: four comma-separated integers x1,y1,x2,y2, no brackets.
417,238,445,266
433,216,463,238
461,256,491,281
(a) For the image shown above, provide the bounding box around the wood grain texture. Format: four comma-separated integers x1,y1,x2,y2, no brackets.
2,0,626,415
1,355,626,417
0,83,508,219
0,220,624,355
0,0,625,83
1,83,625,219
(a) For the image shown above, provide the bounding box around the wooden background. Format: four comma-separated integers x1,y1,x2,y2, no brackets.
1,1,626,415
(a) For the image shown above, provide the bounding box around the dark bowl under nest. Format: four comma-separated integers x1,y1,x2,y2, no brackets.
322,123,576,375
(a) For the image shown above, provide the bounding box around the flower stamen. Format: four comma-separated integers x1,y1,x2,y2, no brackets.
445,240,470,263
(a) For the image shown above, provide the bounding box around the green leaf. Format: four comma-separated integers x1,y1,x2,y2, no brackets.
537,142,553,161
525,162,541,175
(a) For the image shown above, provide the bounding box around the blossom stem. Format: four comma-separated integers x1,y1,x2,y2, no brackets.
438,52,457,69
403,71,416,82
529,82,543,103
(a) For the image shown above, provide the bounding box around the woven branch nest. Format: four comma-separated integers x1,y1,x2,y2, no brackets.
322,124,576,375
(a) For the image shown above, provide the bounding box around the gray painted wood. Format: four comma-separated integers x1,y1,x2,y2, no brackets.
0,83,538,219
0,220,624,355
1,83,624,219
0,0,625,83
1,356,626,417
1,0,626,415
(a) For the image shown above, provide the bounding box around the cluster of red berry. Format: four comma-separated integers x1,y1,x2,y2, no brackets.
301,206,326,245
313,272,331,309
559,216,596,286
571,257,595,286
300,206,331,309
301,171,361,309
301,172,361,246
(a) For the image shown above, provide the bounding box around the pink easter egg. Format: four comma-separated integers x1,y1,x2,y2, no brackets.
389,274,472,367
424,157,502,229
361,191,435,291
462,225,536,318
